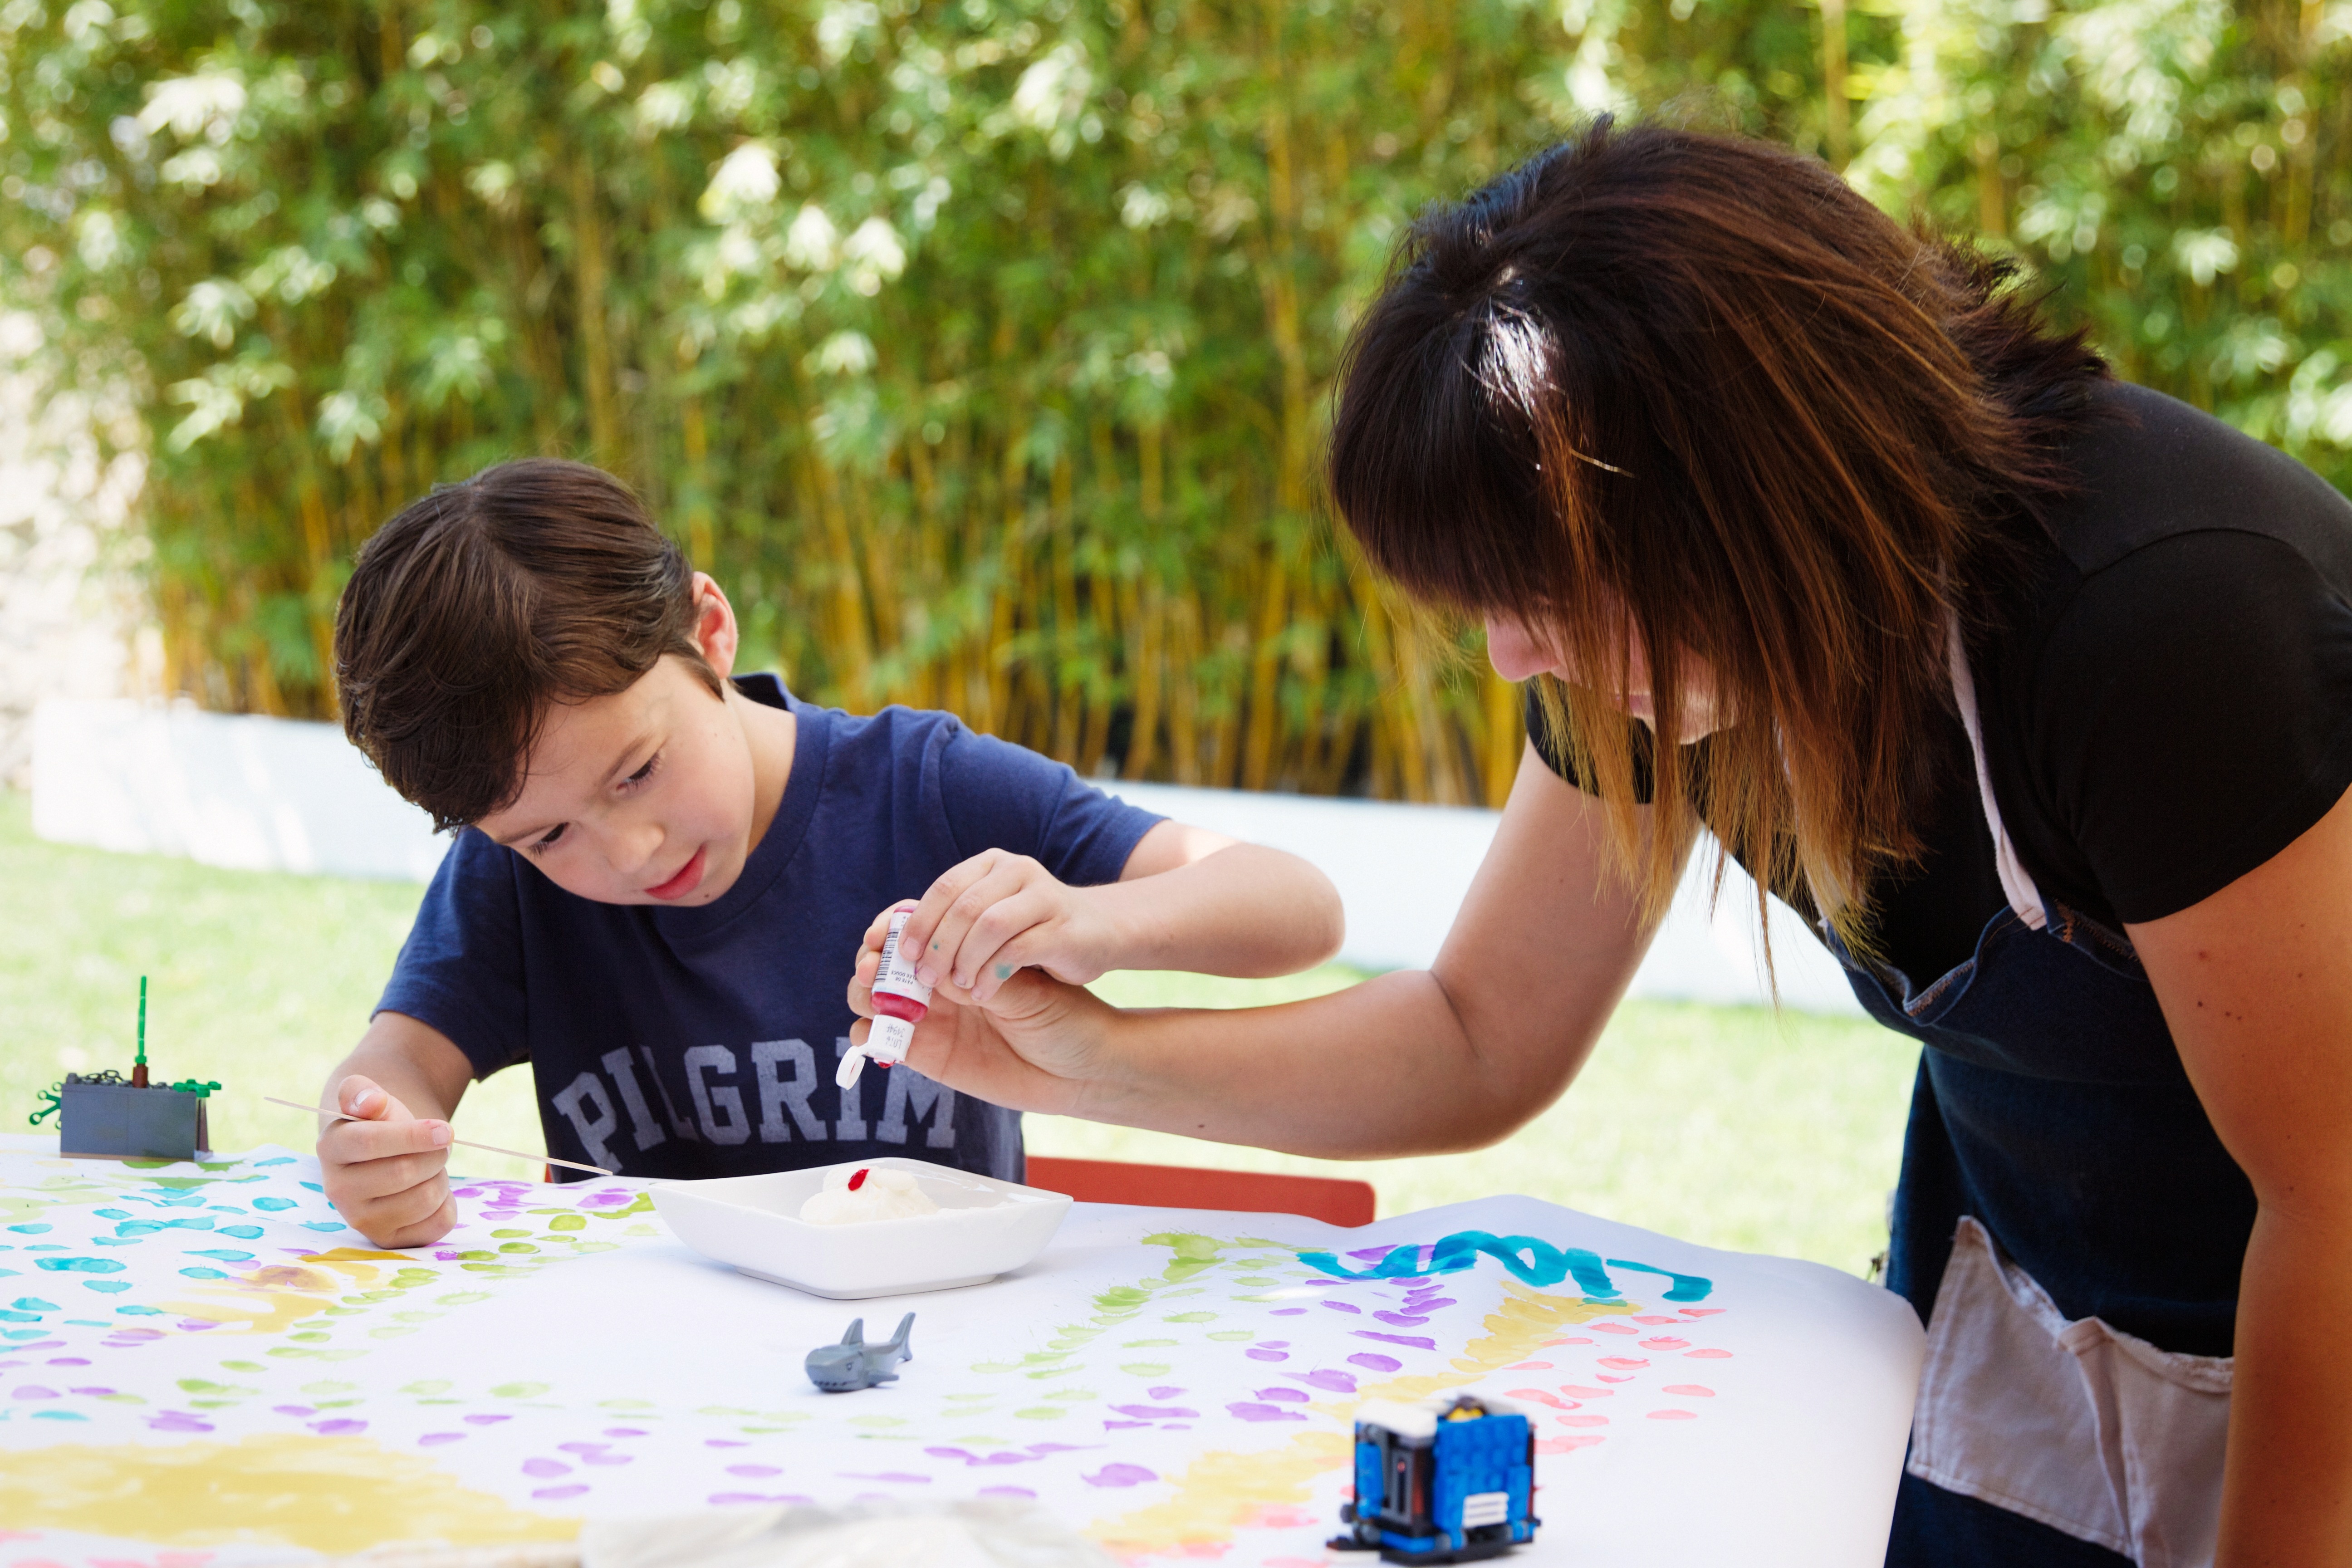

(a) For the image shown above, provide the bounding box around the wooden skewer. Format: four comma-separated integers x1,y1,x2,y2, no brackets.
260,1096,618,1177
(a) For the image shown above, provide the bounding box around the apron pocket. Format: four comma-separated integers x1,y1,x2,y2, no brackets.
1906,1217,2230,1568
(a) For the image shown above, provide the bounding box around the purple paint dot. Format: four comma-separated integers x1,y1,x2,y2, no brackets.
533,1485,592,1500
12,1386,57,1399
558,1442,608,1455
1373,1313,1430,1328
464,1413,512,1426
582,1452,633,1466
1254,1387,1308,1402
1353,1330,1436,1350
273,1405,315,1417
1159,1422,1191,1431
980,1486,1037,1499
1102,1420,1151,1430
726,1464,783,1478
1147,1386,1185,1400
1348,1353,1402,1373
1228,1402,1308,1422
312,1419,366,1436
1289,1369,1358,1393
1322,1300,1362,1314
45,1357,89,1366
1347,1246,1391,1261
67,1386,116,1397
1245,1347,1290,1362
604,1427,648,1437
418,1433,464,1446
147,1412,212,1432
1083,1463,1158,1488
521,1458,572,1478
1107,1404,1198,1420
706,1437,750,1447
1270,1307,1307,1316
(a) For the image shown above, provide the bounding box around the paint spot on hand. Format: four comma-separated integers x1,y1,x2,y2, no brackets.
994,965,1013,980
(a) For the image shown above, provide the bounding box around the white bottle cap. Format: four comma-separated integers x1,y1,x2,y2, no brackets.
867,1015,916,1066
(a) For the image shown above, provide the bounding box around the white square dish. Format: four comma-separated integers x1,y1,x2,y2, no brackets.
650,1156,1073,1299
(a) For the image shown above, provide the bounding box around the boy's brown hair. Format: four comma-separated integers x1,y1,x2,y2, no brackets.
335,458,722,832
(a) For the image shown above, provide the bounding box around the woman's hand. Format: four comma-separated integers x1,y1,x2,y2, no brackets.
847,944,1117,1118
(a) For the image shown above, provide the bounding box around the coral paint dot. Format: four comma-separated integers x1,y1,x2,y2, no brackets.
1598,1357,1648,1370
1535,1435,1606,1454
1555,1414,1608,1427
1686,1349,1733,1359
1661,1385,1715,1397
1504,1361,1553,1371
1639,1338,1690,1350
1591,1323,1637,1335
1648,1409,1698,1421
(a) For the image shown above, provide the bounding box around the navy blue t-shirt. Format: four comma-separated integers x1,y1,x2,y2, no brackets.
377,675,1161,1182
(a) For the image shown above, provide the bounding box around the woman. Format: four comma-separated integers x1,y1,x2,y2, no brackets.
859,121,2352,1566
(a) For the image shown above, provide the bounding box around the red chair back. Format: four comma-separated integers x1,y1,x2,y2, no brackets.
1024,1155,1375,1227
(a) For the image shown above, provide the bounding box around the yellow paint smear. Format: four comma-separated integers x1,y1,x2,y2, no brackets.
1090,1428,1351,1559
1339,1282,1646,1409
162,1249,407,1336
0,1432,578,1553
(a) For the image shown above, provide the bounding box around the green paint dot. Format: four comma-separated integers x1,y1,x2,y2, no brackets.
598,1398,657,1411
1014,1406,1066,1420
1233,1277,1279,1286
1165,1312,1215,1323
1045,1388,1096,1401
1119,1362,1171,1377
490,1229,530,1239
497,1242,539,1254
850,1414,908,1427
220,1361,264,1373
434,1292,491,1306
491,1382,550,1399
1122,1339,1179,1348
1207,1330,1254,1342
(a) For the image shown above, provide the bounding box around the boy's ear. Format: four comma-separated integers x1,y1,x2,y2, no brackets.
688,573,740,680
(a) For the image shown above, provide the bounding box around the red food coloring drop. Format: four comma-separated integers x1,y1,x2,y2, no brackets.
848,1168,869,1191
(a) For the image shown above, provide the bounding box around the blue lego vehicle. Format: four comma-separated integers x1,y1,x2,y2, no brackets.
1331,1392,1538,1563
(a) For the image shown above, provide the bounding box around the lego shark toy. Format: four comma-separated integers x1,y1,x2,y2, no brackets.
805,1312,916,1392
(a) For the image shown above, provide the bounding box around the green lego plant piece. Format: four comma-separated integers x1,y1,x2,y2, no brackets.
166,1079,222,1098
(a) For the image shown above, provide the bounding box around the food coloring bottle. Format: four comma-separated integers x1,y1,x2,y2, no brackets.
836,907,933,1088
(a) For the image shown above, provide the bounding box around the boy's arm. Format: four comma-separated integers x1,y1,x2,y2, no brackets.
316,1011,474,1249
890,820,1343,1005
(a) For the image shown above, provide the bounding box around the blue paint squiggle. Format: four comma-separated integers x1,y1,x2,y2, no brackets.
1294,1230,1713,1303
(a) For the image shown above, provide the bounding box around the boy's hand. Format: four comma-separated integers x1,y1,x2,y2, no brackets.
885,849,1122,1005
317,1075,458,1249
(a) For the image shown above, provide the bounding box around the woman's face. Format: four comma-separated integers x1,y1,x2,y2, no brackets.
1485,613,1730,743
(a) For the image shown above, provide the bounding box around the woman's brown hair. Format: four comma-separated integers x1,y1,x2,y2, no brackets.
1329,119,2108,945
335,458,721,832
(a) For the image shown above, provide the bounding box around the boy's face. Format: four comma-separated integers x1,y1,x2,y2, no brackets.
473,578,775,906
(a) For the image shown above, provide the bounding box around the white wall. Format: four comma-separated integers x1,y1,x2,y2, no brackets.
30,697,1862,1015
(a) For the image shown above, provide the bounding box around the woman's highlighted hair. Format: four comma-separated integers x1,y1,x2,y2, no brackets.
1329,120,2108,944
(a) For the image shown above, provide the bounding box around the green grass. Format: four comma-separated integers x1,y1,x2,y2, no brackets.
0,789,1918,1274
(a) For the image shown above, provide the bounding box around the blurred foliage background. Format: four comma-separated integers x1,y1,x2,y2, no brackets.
3,0,2349,804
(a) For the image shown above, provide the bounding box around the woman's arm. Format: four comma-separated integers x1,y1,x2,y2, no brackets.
870,744,1674,1156
2131,783,2352,1567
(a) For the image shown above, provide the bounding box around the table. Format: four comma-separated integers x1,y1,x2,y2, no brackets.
0,1136,1922,1565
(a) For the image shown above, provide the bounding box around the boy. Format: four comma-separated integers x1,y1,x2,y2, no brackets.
320,458,1343,1248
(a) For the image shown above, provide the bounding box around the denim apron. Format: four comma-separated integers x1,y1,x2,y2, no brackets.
1833,623,2255,1568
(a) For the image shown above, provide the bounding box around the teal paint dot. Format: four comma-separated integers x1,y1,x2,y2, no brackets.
2,1328,44,1340
115,1305,162,1316
25,1245,65,1252
301,1221,347,1234
83,1281,132,1294
13,1298,57,1312
36,1258,124,1274
218,1226,263,1240
30,1409,86,1421
0,1311,38,1323
7,1225,51,1235
190,1250,253,1263
94,1209,130,1220
300,1181,324,1193
64,1319,109,1327
178,1268,227,1280
90,1238,140,1248
113,1222,162,1236
252,1197,297,1212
